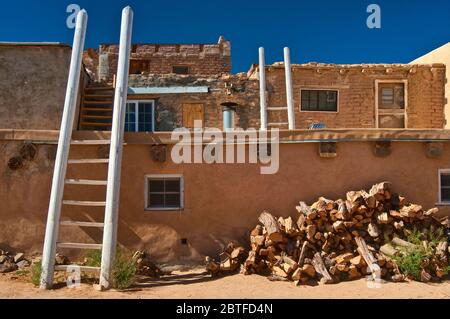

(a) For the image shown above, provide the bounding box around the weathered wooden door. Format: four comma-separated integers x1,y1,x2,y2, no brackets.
182,103,204,128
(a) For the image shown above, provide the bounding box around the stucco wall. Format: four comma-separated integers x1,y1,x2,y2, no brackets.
1,135,450,263
411,43,450,128
0,44,71,130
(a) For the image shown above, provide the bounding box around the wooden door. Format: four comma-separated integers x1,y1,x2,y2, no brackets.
182,103,204,128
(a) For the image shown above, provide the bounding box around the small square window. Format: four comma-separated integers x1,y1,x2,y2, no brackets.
146,175,183,210
172,66,189,75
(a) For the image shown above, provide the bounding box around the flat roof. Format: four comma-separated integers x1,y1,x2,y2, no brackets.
0,42,71,48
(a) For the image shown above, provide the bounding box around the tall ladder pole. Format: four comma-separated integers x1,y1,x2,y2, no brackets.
100,6,134,290
284,47,295,130
259,47,267,131
40,10,88,289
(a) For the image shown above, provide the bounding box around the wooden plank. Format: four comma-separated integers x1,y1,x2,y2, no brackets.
65,179,107,186
80,115,113,120
55,265,101,273
82,108,113,112
83,101,113,105
182,103,204,128
71,140,110,145
62,200,106,207
80,122,112,127
57,242,102,250
60,221,105,228
68,159,109,164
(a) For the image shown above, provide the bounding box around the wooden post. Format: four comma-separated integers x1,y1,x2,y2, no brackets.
40,10,88,289
259,47,267,130
284,47,295,130
99,6,133,290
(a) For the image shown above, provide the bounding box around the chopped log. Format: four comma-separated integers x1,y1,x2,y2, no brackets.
296,202,317,220
380,244,398,257
350,255,366,268
335,253,354,264
291,268,302,281
400,204,422,218
424,207,439,217
420,269,431,283
333,221,346,232
377,212,391,224
354,237,378,276
367,222,380,238
348,265,361,280
302,264,316,277
391,237,416,248
272,265,288,278
250,225,263,236
259,211,280,235
298,241,309,267
312,252,333,284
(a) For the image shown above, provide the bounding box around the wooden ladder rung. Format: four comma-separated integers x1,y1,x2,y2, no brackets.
81,115,113,120
62,200,106,207
60,221,105,228
57,242,102,250
68,159,109,164
80,122,112,127
82,108,113,112
83,101,113,105
55,265,101,273
71,140,111,145
65,179,107,186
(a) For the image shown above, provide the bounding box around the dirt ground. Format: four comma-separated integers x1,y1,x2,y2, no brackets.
1,267,450,299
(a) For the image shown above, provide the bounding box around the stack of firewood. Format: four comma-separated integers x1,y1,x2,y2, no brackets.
242,182,450,284
206,242,248,277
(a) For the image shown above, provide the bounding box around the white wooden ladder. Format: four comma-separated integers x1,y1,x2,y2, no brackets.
40,7,134,290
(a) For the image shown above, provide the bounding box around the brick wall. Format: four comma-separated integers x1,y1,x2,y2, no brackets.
264,63,446,129
90,36,231,82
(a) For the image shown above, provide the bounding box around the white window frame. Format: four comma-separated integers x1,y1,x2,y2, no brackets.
126,100,155,132
299,88,340,113
438,169,450,205
144,174,184,211
375,80,408,128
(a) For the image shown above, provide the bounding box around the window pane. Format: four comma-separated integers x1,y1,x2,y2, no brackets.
165,194,181,207
149,179,164,192
378,114,405,128
318,91,327,110
149,194,165,207
441,174,450,187
165,179,181,192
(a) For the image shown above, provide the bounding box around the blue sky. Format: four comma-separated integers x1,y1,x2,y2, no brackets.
0,0,449,72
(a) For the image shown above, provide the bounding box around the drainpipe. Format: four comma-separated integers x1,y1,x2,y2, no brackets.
259,47,267,130
284,47,295,130
100,6,133,290
39,9,88,290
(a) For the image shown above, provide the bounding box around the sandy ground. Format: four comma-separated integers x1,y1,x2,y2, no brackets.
1,267,450,299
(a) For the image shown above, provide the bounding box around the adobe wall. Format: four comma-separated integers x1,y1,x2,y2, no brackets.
0,44,72,130
92,37,232,83
411,43,450,128
1,132,450,263
265,64,446,129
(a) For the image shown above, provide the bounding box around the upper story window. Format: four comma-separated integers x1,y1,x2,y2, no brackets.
125,100,155,132
129,59,151,75
439,169,450,204
172,65,189,75
376,81,407,128
301,90,338,112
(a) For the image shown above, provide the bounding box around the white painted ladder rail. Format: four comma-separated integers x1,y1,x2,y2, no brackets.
40,10,88,290
99,6,134,290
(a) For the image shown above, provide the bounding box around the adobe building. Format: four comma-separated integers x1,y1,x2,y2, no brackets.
411,42,450,128
0,38,450,264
